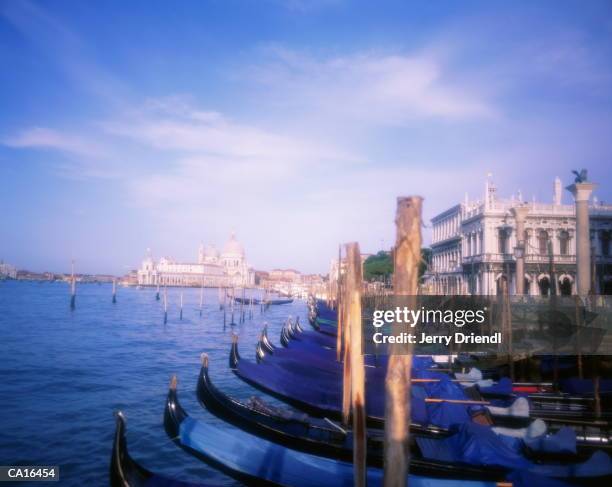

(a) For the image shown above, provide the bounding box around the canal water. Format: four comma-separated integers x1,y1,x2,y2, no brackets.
0,281,306,486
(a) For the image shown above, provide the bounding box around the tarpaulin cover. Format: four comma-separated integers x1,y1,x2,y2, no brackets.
426,401,473,429
411,396,428,424
523,426,577,455
478,377,513,396
416,422,612,479
423,377,467,399
413,356,436,369
416,422,530,470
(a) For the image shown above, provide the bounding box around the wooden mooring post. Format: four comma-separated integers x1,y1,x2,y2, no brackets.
336,245,344,362
384,196,422,487
223,287,227,327
70,260,76,310
341,251,351,424
179,291,184,321
112,278,117,304
156,282,160,301
345,242,366,487
240,287,246,323
163,287,168,324
230,287,236,325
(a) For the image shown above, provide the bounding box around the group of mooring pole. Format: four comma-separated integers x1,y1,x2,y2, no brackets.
220,286,258,328
68,260,118,311
334,196,422,487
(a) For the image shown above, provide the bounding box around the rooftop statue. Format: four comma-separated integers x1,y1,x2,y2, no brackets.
572,169,588,183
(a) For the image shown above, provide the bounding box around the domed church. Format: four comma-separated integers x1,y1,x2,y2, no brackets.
137,234,254,287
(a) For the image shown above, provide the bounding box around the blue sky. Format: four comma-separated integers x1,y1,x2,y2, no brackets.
1,0,611,275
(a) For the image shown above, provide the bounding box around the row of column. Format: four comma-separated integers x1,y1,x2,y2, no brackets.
433,213,461,243
432,248,461,272
464,231,483,257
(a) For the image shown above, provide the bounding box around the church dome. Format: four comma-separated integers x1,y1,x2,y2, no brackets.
205,244,219,259
222,233,244,257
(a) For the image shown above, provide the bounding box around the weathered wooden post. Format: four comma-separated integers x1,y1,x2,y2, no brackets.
503,269,514,381
337,245,344,362
384,196,422,487
346,242,366,487
112,278,117,304
341,258,351,425
163,287,168,324
179,291,184,321
156,282,160,301
70,260,76,310
230,287,236,325
240,287,246,323
223,287,227,327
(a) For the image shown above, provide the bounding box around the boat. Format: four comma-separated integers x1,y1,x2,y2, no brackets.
235,297,293,306
266,298,294,305
173,371,612,486
198,352,509,477
110,411,205,487
234,297,260,305
164,375,501,487
235,335,612,436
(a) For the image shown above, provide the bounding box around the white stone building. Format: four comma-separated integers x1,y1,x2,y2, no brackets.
137,234,255,287
425,177,612,296
0,261,17,279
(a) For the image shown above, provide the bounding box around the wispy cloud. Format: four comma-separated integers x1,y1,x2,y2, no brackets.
2,127,105,157
102,96,361,164
245,47,497,124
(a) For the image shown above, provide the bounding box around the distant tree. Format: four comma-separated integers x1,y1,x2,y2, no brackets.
363,251,392,282
363,247,432,283
420,247,432,282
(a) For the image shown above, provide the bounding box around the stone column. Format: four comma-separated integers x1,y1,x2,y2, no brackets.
566,182,597,295
511,205,529,295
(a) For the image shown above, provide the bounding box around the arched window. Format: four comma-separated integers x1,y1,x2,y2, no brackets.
538,230,549,255
498,228,509,254
559,230,570,255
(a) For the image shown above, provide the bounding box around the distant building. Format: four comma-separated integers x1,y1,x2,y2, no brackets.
16,270,55,281
329,253,372,282
425,176,612,295
253,270,269,285
268,269,302,282
137,234,255,287
0,261,17,279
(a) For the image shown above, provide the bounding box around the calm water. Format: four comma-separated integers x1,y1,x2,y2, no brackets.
0,281,306,486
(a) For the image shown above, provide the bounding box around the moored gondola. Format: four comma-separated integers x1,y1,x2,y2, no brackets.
110,411,204,487
266,298,294,305
165,374,502,487
234,297,261,305
234,335,612,440
185,366,612,486
198,353,513,478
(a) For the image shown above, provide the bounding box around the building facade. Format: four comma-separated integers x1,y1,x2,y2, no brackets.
137,234,255,287
425,177,612,295
0,261,17,279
